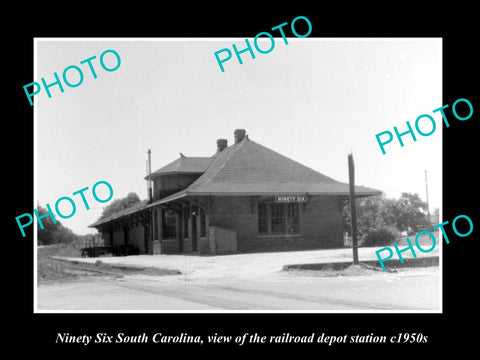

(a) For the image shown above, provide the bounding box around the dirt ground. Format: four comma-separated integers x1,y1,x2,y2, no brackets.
56,246,439,280
37,247,440,311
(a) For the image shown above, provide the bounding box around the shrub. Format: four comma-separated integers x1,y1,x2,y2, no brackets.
361,226,400,247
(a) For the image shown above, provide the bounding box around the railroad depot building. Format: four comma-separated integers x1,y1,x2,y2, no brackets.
89,129,381,255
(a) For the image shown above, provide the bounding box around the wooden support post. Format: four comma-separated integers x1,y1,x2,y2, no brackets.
348,153,359,265
93,231,96,258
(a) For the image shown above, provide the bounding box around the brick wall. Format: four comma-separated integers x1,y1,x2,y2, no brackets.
153,239,179,254
112,228,125,246
209,196,256,252
104,224,147,253
298,195,344,247
102,232,111,246
127,223,145,253
208,195,343,253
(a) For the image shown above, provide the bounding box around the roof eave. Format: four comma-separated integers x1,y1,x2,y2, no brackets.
145,171,206,180
146,191,189,208
88,202,149,228
157,190,383,197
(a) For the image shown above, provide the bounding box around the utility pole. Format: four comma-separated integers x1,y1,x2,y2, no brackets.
93,230,97,258
425,170,430,219
147,149,153,254
348,153,359,265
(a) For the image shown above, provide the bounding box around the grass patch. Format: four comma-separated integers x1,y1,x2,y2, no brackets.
37,243,84,282
38,244,181,282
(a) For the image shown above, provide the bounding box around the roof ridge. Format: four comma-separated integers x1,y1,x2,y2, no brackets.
182,137,363,196
181,156,212,159
214,138,248,175
148,155,213,178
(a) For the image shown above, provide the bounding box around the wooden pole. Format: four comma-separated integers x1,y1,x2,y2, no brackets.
93,231,97,258
348,153,359,265
425,170,430,220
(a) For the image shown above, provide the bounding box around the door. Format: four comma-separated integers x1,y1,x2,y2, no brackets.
178,210,184,253
124,226,128,245
143,224,149,254
191,214,197,252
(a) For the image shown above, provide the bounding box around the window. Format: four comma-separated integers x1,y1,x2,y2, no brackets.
257,202,300,235
287,203,299,234
162,209,177,239
258,203,268,234
270,204,285,234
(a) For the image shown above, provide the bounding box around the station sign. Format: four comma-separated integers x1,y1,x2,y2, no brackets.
274,195,308,203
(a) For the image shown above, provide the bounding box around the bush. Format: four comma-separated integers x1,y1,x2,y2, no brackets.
361,226,400,247
37,243,83,281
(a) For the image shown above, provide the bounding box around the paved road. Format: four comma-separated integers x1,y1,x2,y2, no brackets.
37,266,439,311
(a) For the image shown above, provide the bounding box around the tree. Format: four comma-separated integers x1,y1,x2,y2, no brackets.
431,207,440,225
99,192,140,219
342,192,429,245
343,194,390,240
36,205,78,245
384,193,429,234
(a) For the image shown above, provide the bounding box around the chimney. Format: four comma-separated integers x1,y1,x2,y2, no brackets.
234,129,246,144
217,139,228,152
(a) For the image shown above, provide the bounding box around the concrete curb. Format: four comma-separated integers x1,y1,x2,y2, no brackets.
283,256,439,272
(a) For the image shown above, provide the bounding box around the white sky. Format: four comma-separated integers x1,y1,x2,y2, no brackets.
35,38,442,235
